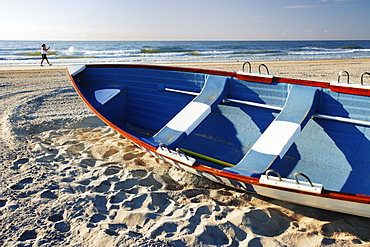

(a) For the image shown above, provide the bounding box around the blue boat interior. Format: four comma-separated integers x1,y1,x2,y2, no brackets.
74,67,370,196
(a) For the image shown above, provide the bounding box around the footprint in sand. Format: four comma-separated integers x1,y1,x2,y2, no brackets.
113,178,139,191
95,180,112,193
10,177,34,190
247,237,283,247
40,190,58,199
130,169,148,178
109,190,127,204
0,199,7,207
54,221,70,232
11,157,29,169
104,165,122,176
183,189,210,199
47,211,71,232
18,229,37,241
242,209,291,237
79,158,96,167
48,213,64,222
122,153,136,160
193,225,230,246
90,213,106,223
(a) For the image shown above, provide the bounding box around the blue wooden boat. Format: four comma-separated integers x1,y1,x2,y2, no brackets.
68,63,370,218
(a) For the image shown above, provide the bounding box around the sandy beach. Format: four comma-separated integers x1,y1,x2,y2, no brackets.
1,59,370,247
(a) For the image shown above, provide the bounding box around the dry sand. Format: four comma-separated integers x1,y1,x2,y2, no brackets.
1,60,370,247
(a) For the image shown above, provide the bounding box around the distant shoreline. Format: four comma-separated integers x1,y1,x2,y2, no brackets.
1,57,369,68
2,40,370,66
1,58,369,83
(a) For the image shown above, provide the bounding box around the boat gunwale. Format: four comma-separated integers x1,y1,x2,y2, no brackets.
85,63,370,96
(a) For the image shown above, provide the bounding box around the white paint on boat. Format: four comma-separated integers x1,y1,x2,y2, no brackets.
330,81,370,90
237,71,274,78
251,120,301,158
156,146,196,166
67,65,86,76
166,101,211,134
259,174,323,194
95,89,120,105
254,185,370,218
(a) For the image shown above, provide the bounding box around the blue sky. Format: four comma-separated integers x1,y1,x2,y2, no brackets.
1,0,369,41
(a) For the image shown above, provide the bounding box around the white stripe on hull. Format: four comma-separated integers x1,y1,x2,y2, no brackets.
254,185,370,218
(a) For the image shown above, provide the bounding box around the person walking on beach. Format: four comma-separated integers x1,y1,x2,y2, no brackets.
40,44,52,66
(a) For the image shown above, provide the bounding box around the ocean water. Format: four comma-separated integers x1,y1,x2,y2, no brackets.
1,40,370,65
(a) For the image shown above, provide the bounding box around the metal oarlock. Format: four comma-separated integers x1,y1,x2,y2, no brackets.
361,72,370,85
242,62,251,73
265,169,282,181
159,143,170,152
176,148,189,160
258,64,270,75
338,71,350,83
294,172,313,187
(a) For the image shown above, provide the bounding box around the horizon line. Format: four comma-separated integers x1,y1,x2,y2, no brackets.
1,39,369,42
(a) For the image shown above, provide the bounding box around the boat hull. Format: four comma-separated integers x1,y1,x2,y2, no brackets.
68,64,370,218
